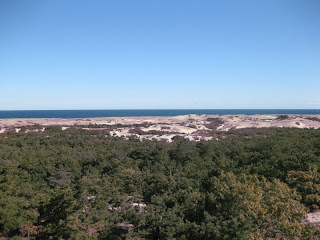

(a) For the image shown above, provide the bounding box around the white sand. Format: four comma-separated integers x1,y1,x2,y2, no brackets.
305,211,320,226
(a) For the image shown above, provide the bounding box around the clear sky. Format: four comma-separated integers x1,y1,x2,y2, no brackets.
1,0,319,110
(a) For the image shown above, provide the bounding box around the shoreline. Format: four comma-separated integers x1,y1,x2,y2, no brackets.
1,109,320,119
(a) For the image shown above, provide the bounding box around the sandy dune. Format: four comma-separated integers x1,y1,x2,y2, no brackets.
0,114,320,142
304,211,320,226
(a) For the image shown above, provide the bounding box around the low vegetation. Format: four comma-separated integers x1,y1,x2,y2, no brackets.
205,118,224,132
307,117,320,122
277,115,289,120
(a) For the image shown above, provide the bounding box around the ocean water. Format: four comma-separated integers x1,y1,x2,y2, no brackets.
0,109,319,119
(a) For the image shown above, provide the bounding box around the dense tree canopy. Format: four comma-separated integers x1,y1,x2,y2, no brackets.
0,127,320,239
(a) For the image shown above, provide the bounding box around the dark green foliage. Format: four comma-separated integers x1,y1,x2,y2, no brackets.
129,127,179,136
286,167,320,211
277,115,289,120
206,118,224,124
0,127,320,239
203,172,307,239
307,117,320,122
37,188,75,239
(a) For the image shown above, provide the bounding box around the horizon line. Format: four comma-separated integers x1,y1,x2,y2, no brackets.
1,108,320,111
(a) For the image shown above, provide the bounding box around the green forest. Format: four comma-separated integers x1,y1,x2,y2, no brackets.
1,127,320,239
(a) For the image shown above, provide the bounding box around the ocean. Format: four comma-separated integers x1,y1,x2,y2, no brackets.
0,109,319,119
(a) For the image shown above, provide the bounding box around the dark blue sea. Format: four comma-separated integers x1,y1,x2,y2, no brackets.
0,109,319,119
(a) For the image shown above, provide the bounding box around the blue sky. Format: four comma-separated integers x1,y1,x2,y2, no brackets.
1,0,319,110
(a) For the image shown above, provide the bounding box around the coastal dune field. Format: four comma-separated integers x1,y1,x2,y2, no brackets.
1,114,320,232
1,114,320,141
